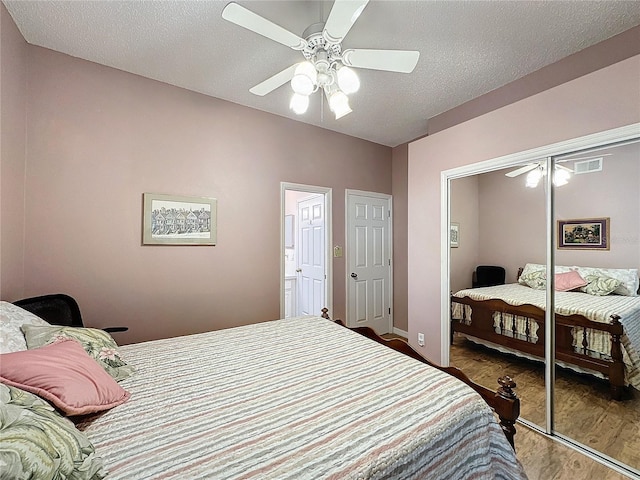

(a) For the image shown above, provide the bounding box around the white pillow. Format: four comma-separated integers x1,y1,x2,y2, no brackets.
0,301,50,353
518,263,573,285
573,267,639,297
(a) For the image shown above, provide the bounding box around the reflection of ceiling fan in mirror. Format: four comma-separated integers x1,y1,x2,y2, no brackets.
505,154,610,188
505,162,573,188
221,0,420,119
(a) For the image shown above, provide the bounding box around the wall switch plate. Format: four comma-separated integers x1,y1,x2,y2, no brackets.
333,246,343,257
417,333,425,347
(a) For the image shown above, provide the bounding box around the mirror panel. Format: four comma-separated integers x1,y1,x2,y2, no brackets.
449,163,548,429
445,127,640,476
553,140,640,473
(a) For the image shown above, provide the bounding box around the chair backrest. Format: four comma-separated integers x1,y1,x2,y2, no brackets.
13,294,84,327
473,266,506,288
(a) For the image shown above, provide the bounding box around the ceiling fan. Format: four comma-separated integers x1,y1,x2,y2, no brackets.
505,153,610,188
505,162,574,188
222,0,420,119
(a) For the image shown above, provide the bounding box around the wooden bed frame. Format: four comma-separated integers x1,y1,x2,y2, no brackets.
450,277,626,400
320,309,521,450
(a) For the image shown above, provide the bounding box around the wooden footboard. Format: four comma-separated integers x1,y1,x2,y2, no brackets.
320,309,520,450
450,295,625,400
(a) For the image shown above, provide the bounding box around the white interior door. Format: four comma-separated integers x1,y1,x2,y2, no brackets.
297,195,325,316
346,191,392,334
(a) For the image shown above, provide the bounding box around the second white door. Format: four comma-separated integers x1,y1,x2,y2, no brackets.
346,190,392,334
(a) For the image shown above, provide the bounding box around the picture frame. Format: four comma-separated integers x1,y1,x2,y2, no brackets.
450,222,460,248
557,217,609,250
143,193,217,245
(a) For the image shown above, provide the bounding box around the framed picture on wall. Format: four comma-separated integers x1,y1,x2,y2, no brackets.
142,193,217,245
450,222,460,248
557,217,609,250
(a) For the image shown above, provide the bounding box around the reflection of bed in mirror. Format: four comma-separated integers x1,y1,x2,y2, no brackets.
451,264,640,400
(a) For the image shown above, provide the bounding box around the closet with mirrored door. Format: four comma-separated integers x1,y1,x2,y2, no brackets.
446,124,639,478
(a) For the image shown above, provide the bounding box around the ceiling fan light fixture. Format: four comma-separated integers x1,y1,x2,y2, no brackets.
328,89,351,119
291,61,317,95
222,2,420,121
553,167,571,187
336,65,360,94
290,93,309,115
525,168,543,188
333,103,352,120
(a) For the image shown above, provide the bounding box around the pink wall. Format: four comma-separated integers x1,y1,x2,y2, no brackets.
449,175,480,292
0,3,28,299
554,144,639,269
476,167,548,283
15,45,391,344
466,148,640,283
408,55,640,362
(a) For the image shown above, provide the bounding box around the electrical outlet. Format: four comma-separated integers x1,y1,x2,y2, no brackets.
417,332,425,347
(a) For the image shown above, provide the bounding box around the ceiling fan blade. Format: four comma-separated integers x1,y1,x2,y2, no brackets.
342,49,420,73
222,2,307,51
323,0,369,43
505,164,539,177
249,64,298,96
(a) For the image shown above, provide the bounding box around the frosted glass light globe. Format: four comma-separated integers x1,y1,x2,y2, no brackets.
553,168,571,187
329,90,352,119
337,66,360,94
290,93,309,115
291,62,317,96
525,168,543,188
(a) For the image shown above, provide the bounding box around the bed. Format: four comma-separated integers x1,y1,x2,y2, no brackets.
1,300,527,480
451,264,640,400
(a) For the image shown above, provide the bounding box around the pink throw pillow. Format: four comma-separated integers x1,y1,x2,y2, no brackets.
554,271,588,292
0,339,130,415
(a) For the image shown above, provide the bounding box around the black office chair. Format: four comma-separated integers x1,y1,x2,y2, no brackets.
13,293,127,333
472,266,506,288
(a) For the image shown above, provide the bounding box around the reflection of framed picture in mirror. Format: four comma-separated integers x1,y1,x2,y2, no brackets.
450,222,460,248
558,217,609,250
284,215,294,248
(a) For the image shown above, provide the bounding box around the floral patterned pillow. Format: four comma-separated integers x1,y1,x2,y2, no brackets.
21,325,135,381
580,275,622,296
0,301,50,353
519,270,547,290
574,267,638,296
0,384,106,479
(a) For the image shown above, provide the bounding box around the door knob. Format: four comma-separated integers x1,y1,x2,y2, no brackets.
296,268,302,272
350,273,358,278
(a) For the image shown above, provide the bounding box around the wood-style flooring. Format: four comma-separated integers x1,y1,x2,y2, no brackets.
516,424,633,480
449,334,640,479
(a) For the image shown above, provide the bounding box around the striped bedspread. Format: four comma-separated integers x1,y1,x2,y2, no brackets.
452,284,640,389
77,316,526,479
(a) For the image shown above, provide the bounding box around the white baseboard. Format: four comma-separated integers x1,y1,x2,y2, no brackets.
393,327,408,339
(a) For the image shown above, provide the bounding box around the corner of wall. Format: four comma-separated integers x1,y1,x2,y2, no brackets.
0,2,28,300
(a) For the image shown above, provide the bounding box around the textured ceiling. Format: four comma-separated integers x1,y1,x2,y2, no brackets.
4,0,640,147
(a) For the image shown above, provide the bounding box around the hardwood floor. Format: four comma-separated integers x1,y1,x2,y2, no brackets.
516,424,632,480
449,334,640,479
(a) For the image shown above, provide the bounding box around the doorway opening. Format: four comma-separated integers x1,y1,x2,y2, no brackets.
281,182,332,319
